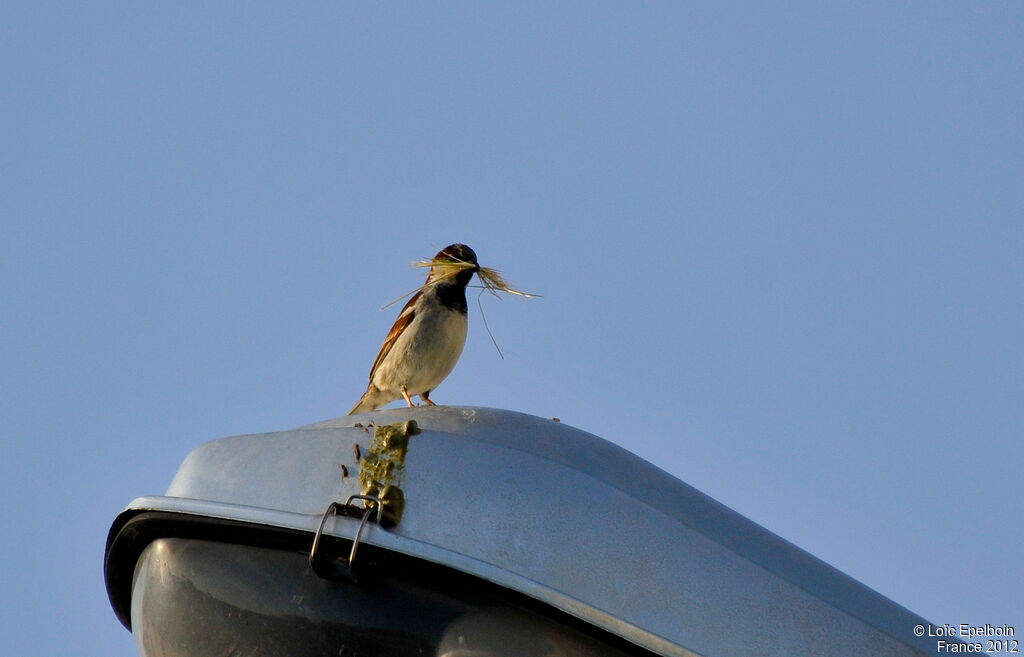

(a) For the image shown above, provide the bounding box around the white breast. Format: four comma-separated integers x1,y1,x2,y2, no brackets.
371,300,468,397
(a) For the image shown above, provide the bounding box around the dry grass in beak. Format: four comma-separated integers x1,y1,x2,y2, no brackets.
382,257,540,310
414,258,540,299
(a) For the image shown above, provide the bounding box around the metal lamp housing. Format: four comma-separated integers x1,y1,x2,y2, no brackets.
105,407,943,656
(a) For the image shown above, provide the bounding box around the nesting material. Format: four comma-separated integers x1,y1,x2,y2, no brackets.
382,255,540,309
414,256,540,299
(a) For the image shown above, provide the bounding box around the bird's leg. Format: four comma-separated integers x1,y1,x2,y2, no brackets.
421,390,437,406
401,387,415,407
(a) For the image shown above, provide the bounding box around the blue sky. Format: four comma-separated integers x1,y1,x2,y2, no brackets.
2,4,1021,655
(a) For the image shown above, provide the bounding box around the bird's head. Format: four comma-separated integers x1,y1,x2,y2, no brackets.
428,243,479,287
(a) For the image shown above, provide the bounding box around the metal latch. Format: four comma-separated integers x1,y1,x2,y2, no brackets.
309,494,382,580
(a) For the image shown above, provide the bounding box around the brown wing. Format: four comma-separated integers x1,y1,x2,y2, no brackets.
367,291,419,380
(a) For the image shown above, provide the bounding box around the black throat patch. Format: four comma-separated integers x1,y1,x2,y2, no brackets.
433,273,471,314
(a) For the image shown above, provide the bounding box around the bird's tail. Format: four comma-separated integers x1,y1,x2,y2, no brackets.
347,386,391,416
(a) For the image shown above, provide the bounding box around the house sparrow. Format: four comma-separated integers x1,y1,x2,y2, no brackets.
348,244,479,415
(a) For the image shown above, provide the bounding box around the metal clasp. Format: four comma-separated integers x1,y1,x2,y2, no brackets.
309,494,383,580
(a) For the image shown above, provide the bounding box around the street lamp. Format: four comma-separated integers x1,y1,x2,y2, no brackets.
105,407,947,656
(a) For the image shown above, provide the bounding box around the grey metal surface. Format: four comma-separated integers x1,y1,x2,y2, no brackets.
114,406,945,657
